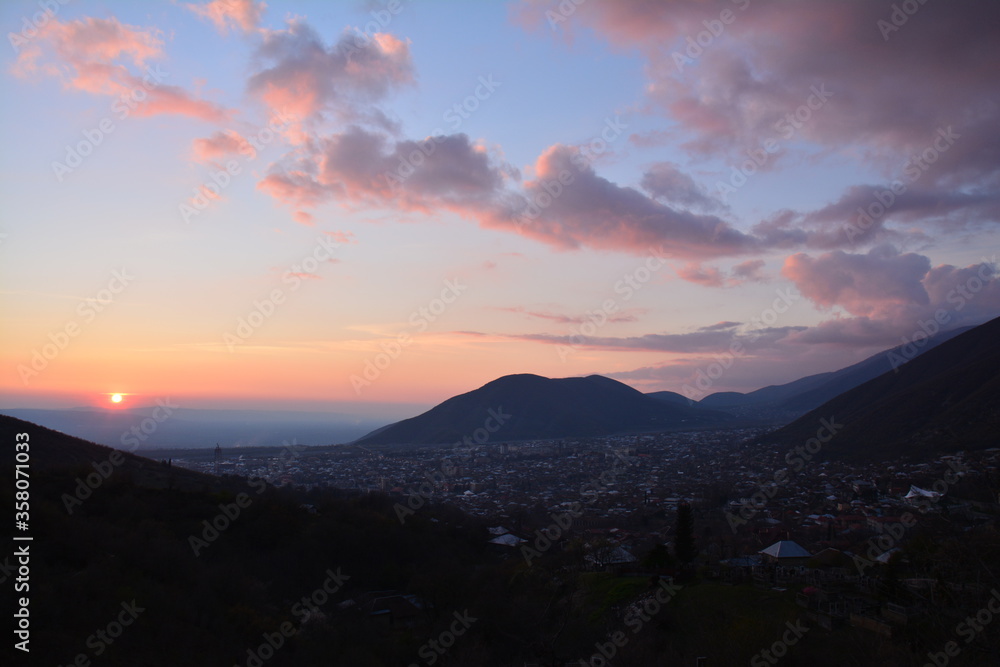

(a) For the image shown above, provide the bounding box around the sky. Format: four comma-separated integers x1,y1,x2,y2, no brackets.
1,0,998,416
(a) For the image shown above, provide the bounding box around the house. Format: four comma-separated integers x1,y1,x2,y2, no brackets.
759,540,812,566
358,591,426,628
488,532,526,547
585,545,637,572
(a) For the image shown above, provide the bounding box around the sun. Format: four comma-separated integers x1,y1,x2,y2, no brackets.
111,393,123,404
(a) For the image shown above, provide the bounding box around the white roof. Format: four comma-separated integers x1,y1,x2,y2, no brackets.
905,485,940,499
759,540,812,559
488,533,526,546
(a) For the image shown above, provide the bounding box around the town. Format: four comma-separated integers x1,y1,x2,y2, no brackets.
167,425,1000,642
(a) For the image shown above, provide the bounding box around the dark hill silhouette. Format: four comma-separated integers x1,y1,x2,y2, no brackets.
767,316,1000,461
0,413,217,491
696,325,971,418
355,373,731,446
645,390,697,406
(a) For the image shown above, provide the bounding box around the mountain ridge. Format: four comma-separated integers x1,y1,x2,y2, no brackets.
766,316,1000,461
355,373,732,446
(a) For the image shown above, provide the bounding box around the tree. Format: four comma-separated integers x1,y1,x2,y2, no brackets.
675,502,695,564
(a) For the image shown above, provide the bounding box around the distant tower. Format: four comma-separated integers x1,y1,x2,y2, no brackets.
214,443,222,475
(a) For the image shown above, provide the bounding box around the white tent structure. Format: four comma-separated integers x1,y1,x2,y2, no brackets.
904,485,941,501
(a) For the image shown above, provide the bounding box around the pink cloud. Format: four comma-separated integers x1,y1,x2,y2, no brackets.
257,126,511,219
676,263,726,288
779,247,999,347
192,130,249,163
492,144,757,258
321,230,357,244
248,21,413,128
12,16,230,123
293,210,315,226
186,0,266,34
676,259,768,288
782,245,931,316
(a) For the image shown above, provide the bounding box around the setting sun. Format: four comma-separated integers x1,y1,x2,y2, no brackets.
111,393,123,403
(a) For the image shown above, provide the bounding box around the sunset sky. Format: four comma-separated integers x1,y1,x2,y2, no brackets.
2,0,998,415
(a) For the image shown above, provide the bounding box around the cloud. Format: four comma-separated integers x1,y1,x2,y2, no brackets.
536,1,1000,168
732,259,767,282
698,321,741,332
248,20,413,130
640,161,722,211
782,245,931,316
781,248,1000,346
293,210,315,226
498,325,804,354
496,306,642,325
677,258,767,287
186,0,266,34
517,0,1000,255
192,130,249,163
321,230,357,244
257,127,512,219
12,16,230,123
754,183,1000,251
490,144,758,258
676,263,725,288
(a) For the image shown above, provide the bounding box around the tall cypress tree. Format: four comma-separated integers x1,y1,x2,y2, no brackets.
675,501,695,564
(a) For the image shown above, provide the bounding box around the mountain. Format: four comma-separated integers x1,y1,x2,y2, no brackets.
766,316,1000,461
0,413,217,491
695,325,972,419
355,373,731,446
646,390,697,406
